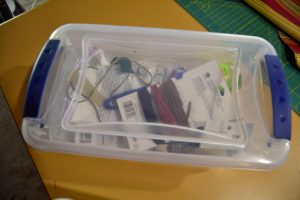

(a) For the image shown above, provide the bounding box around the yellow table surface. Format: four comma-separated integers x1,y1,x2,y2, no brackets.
0,1,299,199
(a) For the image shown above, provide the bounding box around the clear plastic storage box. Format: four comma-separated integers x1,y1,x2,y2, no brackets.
22,24,291,170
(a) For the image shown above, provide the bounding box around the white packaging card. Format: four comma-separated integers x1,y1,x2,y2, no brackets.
127,137,157,151
75,132,95,144
71,66,129,123
96,135,119,147
116,92,145,122
75,133,123,149
117,92,157,150
204,120,240,139
171,60,235,127
140,59,177,84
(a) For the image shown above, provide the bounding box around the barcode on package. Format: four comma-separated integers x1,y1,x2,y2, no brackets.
116,92,145,122
122,100,136,119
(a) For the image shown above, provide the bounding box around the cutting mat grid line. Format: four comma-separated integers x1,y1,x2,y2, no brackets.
177,0,300,114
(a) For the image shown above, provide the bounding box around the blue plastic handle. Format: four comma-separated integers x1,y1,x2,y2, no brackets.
265,55,291,140
23,39,60,118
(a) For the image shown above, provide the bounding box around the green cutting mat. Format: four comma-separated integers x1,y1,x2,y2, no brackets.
177,0,300,114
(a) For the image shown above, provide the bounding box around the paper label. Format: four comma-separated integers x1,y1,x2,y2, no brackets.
127,137,157,151
75,132,94,144
116,92,145,122
204,120,240,139
96,135,119,147
80,133,92,143
75,133,130,149
172,60,235,126
116,92,156,150
152,67,168,84
141,59,178,84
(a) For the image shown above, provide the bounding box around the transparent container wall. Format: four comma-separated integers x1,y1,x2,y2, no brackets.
61,36,248,147
22,25,290,170
23,30,86,145
234,40,277,149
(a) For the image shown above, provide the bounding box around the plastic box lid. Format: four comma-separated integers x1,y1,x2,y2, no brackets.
22,24,291,170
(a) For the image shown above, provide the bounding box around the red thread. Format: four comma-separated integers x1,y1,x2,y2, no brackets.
151,85,177,125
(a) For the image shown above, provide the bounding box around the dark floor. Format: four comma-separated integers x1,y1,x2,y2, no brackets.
0,88,50,200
